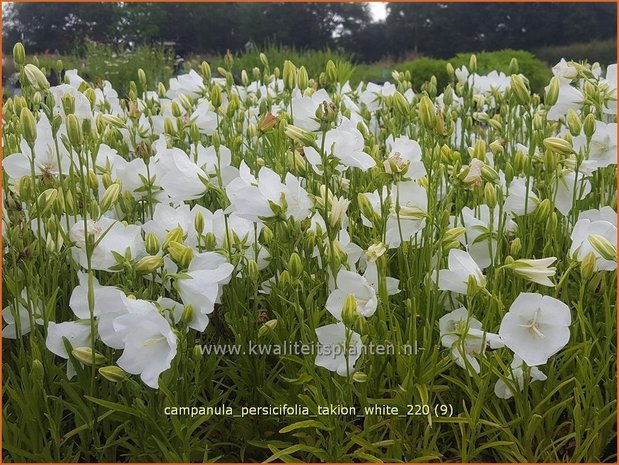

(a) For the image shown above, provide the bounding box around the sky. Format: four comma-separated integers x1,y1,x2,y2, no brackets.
368,2,388,21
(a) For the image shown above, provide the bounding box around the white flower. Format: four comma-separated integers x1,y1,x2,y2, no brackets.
190,101,219,135
507,257,557,287
384,135,426,179
552,169,591,216
291,88,331,132
154,146,207,202
113,310,178,389
504,177,539,217
437,249,486,295
385,180,428,248
573,121,617,170
546,82,583,121
45,320,92,378
326,269,378,320
362,261,400,296
602,63,617,115
176,252,234,331
494,356,547,399
69,217,146,272
439,307,503,374
570,210,617,271
2,290,44,338
499,293,571,367
314,323,363,376
304,124,375,172
552,59,578,83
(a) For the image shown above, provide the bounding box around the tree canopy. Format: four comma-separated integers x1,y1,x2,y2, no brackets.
3,2,616,61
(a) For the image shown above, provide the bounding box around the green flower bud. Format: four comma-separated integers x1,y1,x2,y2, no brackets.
283,60,297,91
134,255,164,274
446,62,455,79
588,234,617,261
66,114,82,148
72,347,106,366
145,233,160,255
545,77,560,106
468,54,477,73
257,319,278,339
580,252,597,280
484,182,497,209
392,91,409,116
99,365,127,382
137,68,147,89
211,84,222,109
511,74,530,105
181,305,194,325
566,109,582,136
543,136,573,156
13,42,26,66
510,238,522,256
168,241,193,268
23,64,49,91
201,61,211,82
418,95,437,130
163,226,185,250
288,253,303,279
203,232,217,251
19,176,33,202
31,359,44,383
284,124,316,147
279,270,292,289
535,198,552,223
583,113,596,139
297,66,309,90
509,57,519,75
20,107,37,147
352,371,368,383
342,294,358,327
100,183,121,212
246,259,259,283
37,188,58,215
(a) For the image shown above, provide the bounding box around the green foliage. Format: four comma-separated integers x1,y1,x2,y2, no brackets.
82,42,174,96
534,39,617,67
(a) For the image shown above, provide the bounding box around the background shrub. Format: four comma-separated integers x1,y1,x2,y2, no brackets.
533,39,617,67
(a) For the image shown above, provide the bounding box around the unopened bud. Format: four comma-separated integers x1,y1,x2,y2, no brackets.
135,255,164,274
13,42,26,66
100,183,121,212
543,137,572,156
545,77,560,106
20,107,37,146
342,294,358,326
288,253,303,279
99,365,127,382
580,252,597,280
566,109,582,136
72,347,106,366
23,64,49,91
588,234,617,261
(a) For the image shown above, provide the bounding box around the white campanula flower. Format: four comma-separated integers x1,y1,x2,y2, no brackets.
437,249,486,295
359,82,396,112
113,310,177,389
226,161,312,223
291,88,331,132
49,83,93,121
304,123,375,172
499,293,571,367
551,59,578,83
176,252,234,332
506,257,557,287
384,135,426,180
362,261,400,296
2,289,44,339
546,81,583,121
153,145,208,202
552,169,591,216
439,307,503,374
569,207,617,271
3,112,72,180
166,70,205,99
494,356,547,399
503,176,539,217
602,63,617,115
386,180,428,248
572,121,617,170
469,71,511,95
45,320,92,378
190,100,219,136
69,216,146,272
314,323,363,376
326,269,378,320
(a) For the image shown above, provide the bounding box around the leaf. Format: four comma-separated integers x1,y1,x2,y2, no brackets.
84,395,141,417
279,419,334,434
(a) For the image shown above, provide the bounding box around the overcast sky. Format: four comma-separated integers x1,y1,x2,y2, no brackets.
368,2,388,21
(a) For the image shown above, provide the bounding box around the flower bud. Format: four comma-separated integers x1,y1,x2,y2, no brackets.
580,252,597,280
545,77,560,106
100,183,121,212
283,60,297,91
288,252,303,279
168,241,193,268
392,91,409,116
66,114,83,148
203,232,217,251
583,113,596,139
484,182,497,209
357,193,378,225
246,259,259,283
19,176,33,202
543,136,572,156
284,124,316,147
135,255,164,274
137,68,147,89
352,371,368,383
99,365,127,383
566,109,582,136
511,74,530,105
23,64,49,91
418,96,437,130
279,270,292,289
468,54,477,73
588,234,617,261
342,294,358,326
509,57,519,75
72,347,106,366
535,198,552,223
145,233,160,255
261,226,274,245
211,85,222,109
13,42,26,66
20,107,37,147
510,237,522,256
297,66,309,90
37,188,58,215
480,165,499,184
163,226,185,250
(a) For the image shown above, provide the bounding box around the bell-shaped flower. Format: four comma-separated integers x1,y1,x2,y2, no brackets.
362,261,400,296
291,88,331,132
314,323,363,376
499,293,571,367
602,63,617,115
176,252,234,331
3,112,72,181
69,216,146,272
386,180,428,248
384,135,426,179
153,146,208,202
570,208,617,271
326,269,378,320
494,356,547,399
113,310,177,388
506,257,557,287
2,289,44,338
166,70,205,99
437,249,486,295
304,123,375,172
552,59,578,83
552,169,591,216
190,100,219,135
573,121,617,170
45,320,92,378
49,84,93,121
503,177,539,217
439,307,502,374
546,81,583,121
